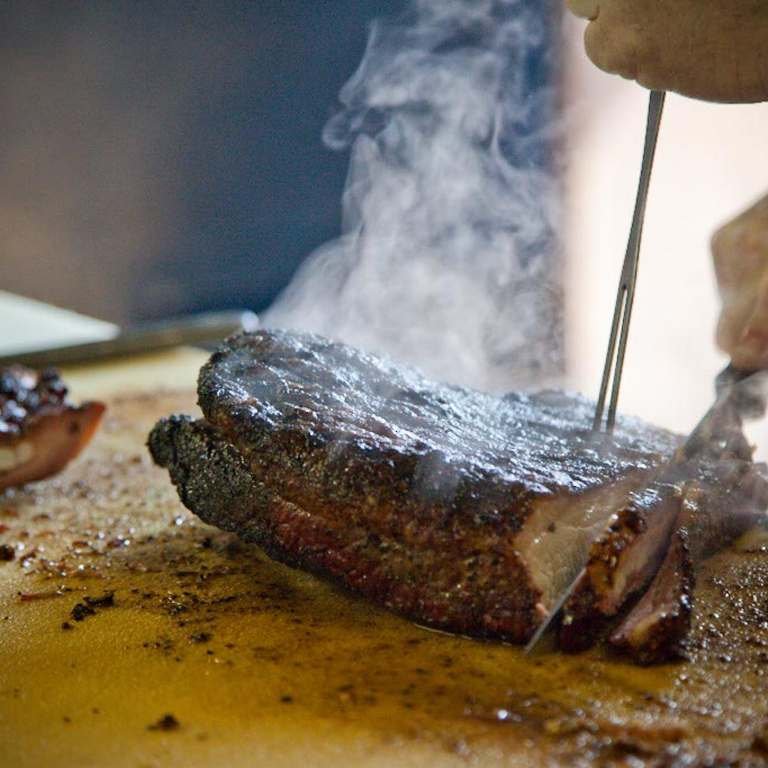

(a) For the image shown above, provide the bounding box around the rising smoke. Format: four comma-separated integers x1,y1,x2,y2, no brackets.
265,0,563,392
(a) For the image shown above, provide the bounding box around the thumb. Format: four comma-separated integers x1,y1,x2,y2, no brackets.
567,0,599,20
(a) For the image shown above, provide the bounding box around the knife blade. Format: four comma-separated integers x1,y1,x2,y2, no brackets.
0,309,259,368
524,567,587,655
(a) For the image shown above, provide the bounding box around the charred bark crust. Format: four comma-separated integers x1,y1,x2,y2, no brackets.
0,366,69,437
149,414,543,642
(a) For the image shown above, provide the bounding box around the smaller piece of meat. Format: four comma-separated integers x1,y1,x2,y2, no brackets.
610,462,768,663
559,478,682,652
609,523,693,664
0,366,104,491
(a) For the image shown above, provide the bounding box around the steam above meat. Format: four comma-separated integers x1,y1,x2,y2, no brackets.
0,366,105,491
264,1,562,392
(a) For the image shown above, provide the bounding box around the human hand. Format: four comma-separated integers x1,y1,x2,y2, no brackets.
567,0,768,103
713,194,768,370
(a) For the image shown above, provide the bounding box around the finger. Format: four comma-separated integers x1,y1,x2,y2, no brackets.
731,328,768,370
737,276,768,368
716,299,753,364
712,226,744,299
566,0,599,20
584,11,640,82
712,196,768,299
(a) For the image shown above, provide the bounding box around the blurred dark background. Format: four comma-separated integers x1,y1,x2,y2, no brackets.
0,1,559,325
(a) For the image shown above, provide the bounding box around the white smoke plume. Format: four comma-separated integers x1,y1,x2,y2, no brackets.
265,0,563,392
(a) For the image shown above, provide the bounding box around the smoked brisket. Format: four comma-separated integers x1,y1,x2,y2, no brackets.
148,330,766,648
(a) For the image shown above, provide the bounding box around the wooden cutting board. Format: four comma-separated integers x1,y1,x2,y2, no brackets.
2,349,768,767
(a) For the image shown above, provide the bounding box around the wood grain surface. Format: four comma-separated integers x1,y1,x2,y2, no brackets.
2,351,768,767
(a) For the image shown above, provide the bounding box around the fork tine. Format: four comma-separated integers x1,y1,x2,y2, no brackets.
594,90,666,433
592,284,627,430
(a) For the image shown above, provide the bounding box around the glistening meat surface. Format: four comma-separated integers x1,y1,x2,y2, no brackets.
149,330,764,647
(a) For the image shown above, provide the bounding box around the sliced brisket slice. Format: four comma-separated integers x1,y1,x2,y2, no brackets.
0,366,105,491
609,523,694,664
149,330,683,643
559,478,683,652
609,462,768,663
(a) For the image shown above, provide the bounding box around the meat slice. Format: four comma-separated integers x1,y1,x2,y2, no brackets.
609,522,694,664
0,366,105,491
559,478,682,652
610,462,768,663
149,330,685,643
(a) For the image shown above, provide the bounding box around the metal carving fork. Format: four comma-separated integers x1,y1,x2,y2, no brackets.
593,90,666,432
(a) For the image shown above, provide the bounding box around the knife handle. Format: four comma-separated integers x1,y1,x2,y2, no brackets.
715,364,767,419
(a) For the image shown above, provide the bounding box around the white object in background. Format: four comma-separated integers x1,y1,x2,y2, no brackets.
0,290,115,356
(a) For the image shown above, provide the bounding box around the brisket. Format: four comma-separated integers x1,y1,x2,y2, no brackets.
148,330,691,643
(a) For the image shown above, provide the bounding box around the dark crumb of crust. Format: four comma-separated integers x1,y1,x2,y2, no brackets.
71,591,116,621
753,723,768,754
61,621,73,631
0,544,15,561
84,591,115,608
71,603,96,622
189,632,212,644
280,695,294,704
147,713,180,732
163,596,188,615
